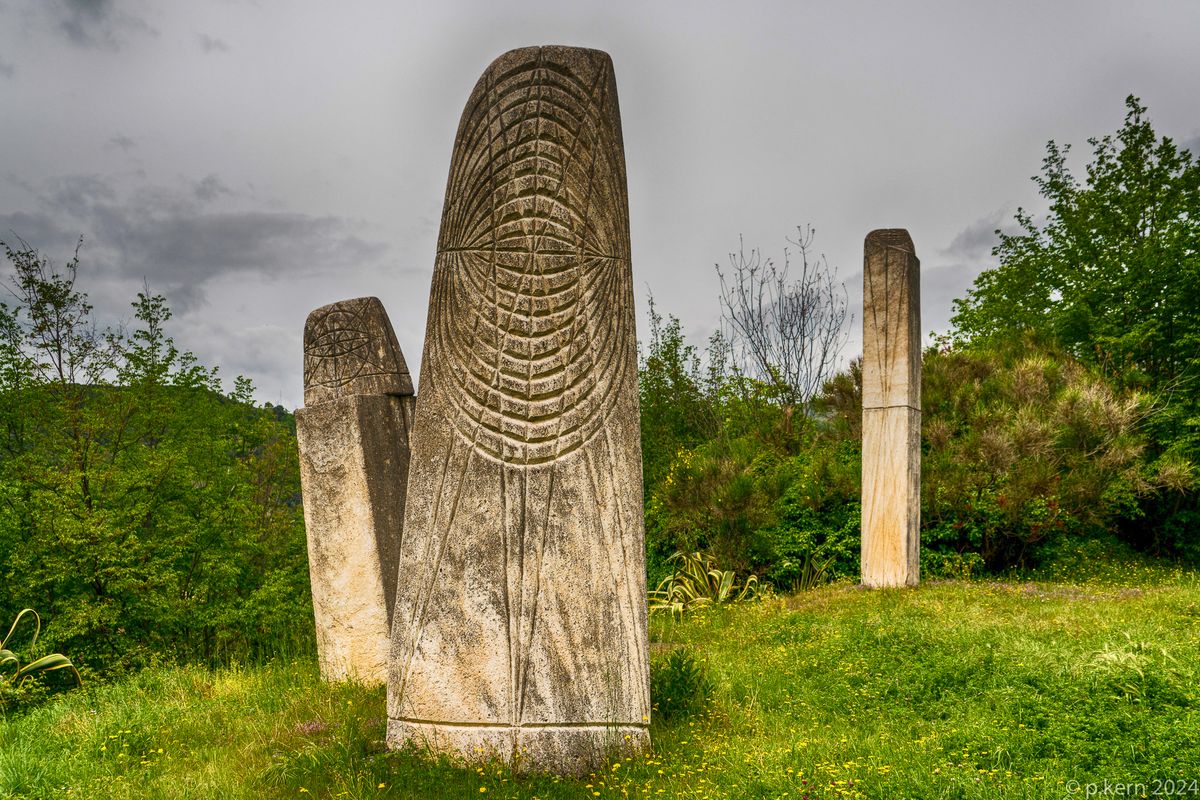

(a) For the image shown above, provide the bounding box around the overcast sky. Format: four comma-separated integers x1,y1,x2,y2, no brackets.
2,0,1198,409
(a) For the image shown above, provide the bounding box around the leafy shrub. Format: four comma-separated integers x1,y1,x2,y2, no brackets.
0,239,312,672
647,437,782,572
639,301,720,496
649,647,712,721
764,481,860,588
920,337,1168,569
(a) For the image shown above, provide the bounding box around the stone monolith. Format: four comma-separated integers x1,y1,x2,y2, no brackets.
861,229,921,587
296,296,415,683
387,45,649,773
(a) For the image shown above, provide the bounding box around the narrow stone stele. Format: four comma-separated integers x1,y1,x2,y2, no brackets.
861,229,921,588
296,296,415,683
387,45,650,774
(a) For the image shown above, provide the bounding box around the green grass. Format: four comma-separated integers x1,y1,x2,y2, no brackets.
3,566,1198,799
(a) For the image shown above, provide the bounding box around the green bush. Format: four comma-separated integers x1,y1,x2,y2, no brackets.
647,436,781,572
920,338,1166,569
762,449,860,588
640,303,1183,581
949,95,1200,564
649,647,712,722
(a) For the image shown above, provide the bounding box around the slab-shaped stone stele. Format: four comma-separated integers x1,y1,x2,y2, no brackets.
387,45,649,773
296,296,414,682
861,230,921,587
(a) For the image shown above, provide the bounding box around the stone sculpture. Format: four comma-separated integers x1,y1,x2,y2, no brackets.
861,229,921,587
387,45,650,773
296,296,415,682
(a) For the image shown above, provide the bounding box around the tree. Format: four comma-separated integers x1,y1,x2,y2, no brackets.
951,96,1200,432
0,238,311,671
950,97,1199,553
638,297,720,495
715,225,850,409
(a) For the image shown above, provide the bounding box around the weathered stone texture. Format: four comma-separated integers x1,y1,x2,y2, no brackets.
297,297,414,683
861,230,921,588
387,45,649,773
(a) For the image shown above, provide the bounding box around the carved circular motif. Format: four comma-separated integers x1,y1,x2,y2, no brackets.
430,48,633,466
302,297,411,405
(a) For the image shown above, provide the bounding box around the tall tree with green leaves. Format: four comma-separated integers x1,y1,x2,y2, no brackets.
0,238,311,671
952,96,1200,436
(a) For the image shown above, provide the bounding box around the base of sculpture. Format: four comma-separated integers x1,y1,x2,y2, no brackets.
386,719,648,775
861,406,920,587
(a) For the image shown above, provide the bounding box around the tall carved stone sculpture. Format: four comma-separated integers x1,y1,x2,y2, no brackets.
861,230,921,587
296,296,415,682
387,46,649,773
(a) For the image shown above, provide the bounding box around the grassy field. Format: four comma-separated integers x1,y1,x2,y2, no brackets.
3,564,1198,799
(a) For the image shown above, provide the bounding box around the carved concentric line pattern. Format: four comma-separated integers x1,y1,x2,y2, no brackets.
306,308,378,387
303,297,413,404
429,48,631,466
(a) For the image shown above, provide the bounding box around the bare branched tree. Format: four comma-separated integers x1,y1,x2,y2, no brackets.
715,225,850,407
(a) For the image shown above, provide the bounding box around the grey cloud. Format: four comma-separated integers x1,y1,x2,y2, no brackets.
53,0,156,50
0,211,81,257
0,58,14,78
197,33,228,53
941,209,1018,263
172,316,297,397
44,173,118,219
106,134,136,152
159,281,207,316
921,263,991,337
1182,134,1200,159
111,211,388,285
3,173,36,196
193,174,231,203
22,172,388,301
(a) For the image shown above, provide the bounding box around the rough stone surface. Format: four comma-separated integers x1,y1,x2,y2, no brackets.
861,230,921,588
297,297,414,683
387,45,649,774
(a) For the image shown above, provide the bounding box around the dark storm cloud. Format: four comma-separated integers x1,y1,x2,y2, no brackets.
44,173,118,219
7,172,388,315
197,33,228,53
160,281,208,316
112,210,387,285
52,0,155,50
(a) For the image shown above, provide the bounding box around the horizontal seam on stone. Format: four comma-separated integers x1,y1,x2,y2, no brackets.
393,718,649,730
863,403,922,411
